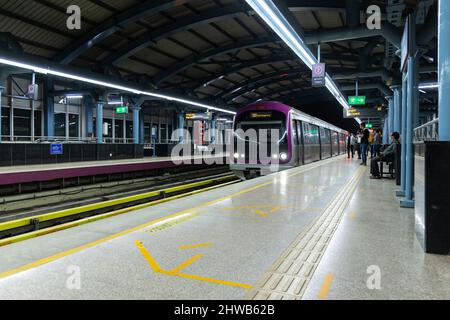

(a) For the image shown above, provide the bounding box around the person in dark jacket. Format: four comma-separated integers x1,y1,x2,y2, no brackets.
370,132,401,179
360,123,370,166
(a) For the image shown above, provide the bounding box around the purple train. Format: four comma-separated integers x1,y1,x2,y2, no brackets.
230,101,348,180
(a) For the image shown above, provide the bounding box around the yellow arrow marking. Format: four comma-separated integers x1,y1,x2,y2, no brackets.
135,241,251,289
179,243,213,250
253,209,269,218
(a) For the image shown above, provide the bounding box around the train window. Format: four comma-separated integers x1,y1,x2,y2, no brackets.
235,110,288,145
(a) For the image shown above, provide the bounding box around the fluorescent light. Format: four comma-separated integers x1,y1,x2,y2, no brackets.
245,0,350,111
419,83,438,90
0,56,236,115
66,95,83,99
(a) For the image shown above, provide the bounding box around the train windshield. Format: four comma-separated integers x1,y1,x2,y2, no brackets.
234,111,288,145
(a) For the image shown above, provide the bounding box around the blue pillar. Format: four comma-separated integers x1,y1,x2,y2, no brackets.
397,74,408,197
400,56,418,208
132,106,140,144
0,87,3,143
83,96,94,138
139,109,145,144
178,112,184,142
383,118,389,144
96,101,104,144
388,97,394,138
393,86,402,133
211,115,217,144
45,79,54,138
439,0,450,141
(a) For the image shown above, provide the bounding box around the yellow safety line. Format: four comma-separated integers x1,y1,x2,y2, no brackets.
0,180,237,248
135,241,251,289
0,157,342,280
179,243,213,250
253,209,269,218
318,273,334,300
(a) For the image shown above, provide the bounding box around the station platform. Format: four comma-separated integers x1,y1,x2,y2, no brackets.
0,156,448,300
0,154,227,186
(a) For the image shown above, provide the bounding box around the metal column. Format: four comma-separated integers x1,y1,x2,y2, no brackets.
400,56,418,208
0,86,3,142
178,112,184,142
132,106,140,145
439,0,450,141
383,118,389,144
96,101,104,144
393,86,402,133
139,110,145,144
45,78,54,138
211,114,217,144
83,96,93,139
388,96,394,137
397,74,408,197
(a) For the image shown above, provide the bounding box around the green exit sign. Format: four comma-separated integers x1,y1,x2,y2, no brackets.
115,106,128,114
348,96,366,105
366,124,373,129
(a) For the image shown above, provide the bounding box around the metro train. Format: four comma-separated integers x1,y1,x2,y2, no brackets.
230,101,348,180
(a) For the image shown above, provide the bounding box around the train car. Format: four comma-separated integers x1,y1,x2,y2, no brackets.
230,101,348,180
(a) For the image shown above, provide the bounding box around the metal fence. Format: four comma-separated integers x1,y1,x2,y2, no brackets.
414,118,439,143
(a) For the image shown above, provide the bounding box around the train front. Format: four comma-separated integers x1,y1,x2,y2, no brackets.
230,102,293,180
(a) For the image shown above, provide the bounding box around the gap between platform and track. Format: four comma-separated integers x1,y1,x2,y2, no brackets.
0,156,349,281
245,166,366,300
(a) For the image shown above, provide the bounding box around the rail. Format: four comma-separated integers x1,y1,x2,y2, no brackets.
0,173,238,246
414,118,439,143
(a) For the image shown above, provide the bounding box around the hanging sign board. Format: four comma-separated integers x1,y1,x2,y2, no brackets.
115,106,128,114
311,63,326,87
348,96,366,105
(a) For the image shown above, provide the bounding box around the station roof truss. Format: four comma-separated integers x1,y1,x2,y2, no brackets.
0,0,439,127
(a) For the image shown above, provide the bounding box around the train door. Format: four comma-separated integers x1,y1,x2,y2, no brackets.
297,121,304,165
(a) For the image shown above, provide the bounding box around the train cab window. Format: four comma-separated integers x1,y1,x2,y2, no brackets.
234,110,288,145
303,122,320,145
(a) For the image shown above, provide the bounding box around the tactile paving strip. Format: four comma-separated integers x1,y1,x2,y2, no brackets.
245,167,366,300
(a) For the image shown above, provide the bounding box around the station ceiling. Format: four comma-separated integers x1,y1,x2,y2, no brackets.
0,0,439,131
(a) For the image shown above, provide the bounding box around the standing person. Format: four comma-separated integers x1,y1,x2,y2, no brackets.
360,123,370,166
368,129,374,158
347,133,355,159
372,129,382,157
355,130,362,160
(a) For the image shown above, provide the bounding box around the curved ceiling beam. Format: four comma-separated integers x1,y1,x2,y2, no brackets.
55,0,187,64
227,81,314,104
152,36,280,85
340,83,392,97
194,53,364,92
104,5,250,65
221,70,311,101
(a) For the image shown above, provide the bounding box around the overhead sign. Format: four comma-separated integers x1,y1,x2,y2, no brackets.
50,143,63,155
344,107,383,119
311,63,326,87
365,123,373,129
348,96,366,105
115,106,128,114
185,112,212,120
27,84,39,100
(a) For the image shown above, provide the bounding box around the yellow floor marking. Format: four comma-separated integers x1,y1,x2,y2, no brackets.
179,243,213,250
270,205,284,213
318,273,334,300
169,254,203,275
0,157,341,280
253,209,269,218
136,241,251,289
348,212,358,220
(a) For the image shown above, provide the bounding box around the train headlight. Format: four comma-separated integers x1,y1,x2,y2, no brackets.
272,154,279,159
234,153,239,159
280,153,288,161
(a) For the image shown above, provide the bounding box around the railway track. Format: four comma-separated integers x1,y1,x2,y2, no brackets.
0,168,240,245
